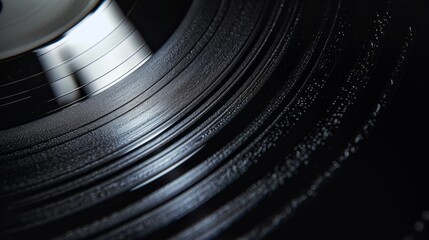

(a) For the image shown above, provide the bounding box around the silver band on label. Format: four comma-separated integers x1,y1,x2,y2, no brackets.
0,0,151,127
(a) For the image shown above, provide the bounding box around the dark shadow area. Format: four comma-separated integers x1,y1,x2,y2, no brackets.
271,0,428,238
122,0,193,51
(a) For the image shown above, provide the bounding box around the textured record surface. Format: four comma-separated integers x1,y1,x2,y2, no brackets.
0,0,427,239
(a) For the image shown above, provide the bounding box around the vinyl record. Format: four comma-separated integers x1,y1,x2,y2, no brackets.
0,0,427,239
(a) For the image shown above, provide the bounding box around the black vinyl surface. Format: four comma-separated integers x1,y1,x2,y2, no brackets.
0,0,427,239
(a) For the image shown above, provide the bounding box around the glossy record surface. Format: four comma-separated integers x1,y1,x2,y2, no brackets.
0,0,151,128
0,0,427,239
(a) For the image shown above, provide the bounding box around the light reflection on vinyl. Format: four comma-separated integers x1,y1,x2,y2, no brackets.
35,0,151,106
0,0,151,129
0,0,101,60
